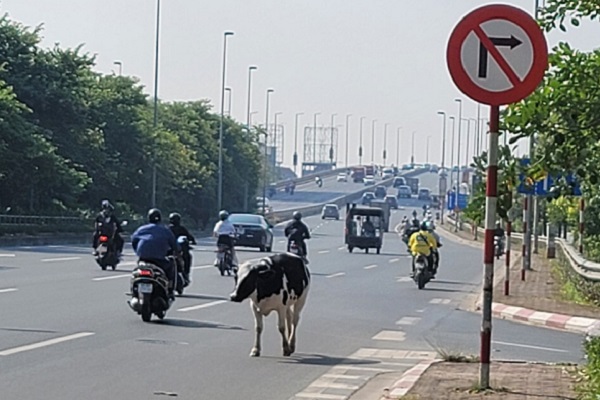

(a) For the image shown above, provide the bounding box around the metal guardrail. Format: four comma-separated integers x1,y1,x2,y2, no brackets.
445,214,600,282
270,166,352,190
0,214,89,226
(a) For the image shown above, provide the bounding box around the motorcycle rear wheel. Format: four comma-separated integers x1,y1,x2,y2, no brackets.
416,271,426,290
141,300,152,322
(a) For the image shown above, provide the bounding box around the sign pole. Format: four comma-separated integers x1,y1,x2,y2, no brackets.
504,220,512,295
480,105,499,389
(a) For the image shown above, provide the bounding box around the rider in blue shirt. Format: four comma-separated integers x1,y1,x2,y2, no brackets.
131,208,178,295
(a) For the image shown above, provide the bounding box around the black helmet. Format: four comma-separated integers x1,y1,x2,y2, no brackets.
219,210,229,221
101,199,114,211
412,218,420,227
148,208,162,223
293,211,302,221
169,212,181,226
420,221,429,231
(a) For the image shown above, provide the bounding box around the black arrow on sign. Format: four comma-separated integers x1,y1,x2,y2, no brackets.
478,35,523,79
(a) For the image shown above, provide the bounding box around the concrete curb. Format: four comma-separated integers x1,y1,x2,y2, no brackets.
490,302,600,335
381,359,441,399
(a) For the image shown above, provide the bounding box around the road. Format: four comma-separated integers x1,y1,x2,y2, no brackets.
0,176,584,399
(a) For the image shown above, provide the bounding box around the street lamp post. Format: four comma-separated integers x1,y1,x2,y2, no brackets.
383,123,389,165
151,0,161,208
426,136,431,164
454,98,463,232
113,61,122,76
246,66,258,129
371,120,377,163
274,112,283,174
294,112,304,174
462,118,471,168
437,111,447,224
330,113,337,166
359,117,365,165
469,118,478,161
225,87,232,116
217,31,234,213
313,113,320,165
411,131,416,166
345,114,352,168
396,127,402,167
249,111,258,127
449,116,456,185
262,89,274,215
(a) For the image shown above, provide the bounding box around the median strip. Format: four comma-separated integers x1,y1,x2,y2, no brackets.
0,332,95,356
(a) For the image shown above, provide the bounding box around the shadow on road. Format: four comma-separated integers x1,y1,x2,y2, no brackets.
424,287,469,294
278,353,379,366
433,279,478,287
155,318,245,330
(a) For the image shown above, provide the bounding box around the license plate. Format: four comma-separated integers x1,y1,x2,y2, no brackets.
138,283,153,294
245,234,254,238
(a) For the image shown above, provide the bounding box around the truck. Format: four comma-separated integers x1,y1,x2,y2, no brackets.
369,199,390,232
405,177,419,195
351,166,366,183
364,165,375,177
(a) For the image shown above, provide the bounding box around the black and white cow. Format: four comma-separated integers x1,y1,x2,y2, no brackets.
230,253,310,357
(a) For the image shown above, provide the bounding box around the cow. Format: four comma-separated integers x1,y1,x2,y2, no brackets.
229,253,310,357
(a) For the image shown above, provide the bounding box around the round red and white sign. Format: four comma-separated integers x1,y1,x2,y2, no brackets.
447,4,548,106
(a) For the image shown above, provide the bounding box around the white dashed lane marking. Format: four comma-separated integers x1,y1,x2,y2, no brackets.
429,298,451,305
388,258,400,263
318,250,330,254
364,264,378,270
397,277,412,283
92,274,129,282
371,330,406,342
337,246,346,251
0,288,18,294
0,254,16,257
326,272,345,278
0,332,95,356
396,317,421,326
41,257,81,262
177,300,227,312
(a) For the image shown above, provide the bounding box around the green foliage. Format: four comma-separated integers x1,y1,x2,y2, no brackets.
541,0,600,32
0,14,262,225
577,335,600,399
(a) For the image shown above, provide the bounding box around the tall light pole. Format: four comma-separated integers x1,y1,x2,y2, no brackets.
371,119,377,163
449,116,456,185
246,66,258,129
426,136,432,164
455,98,463,232
396,127,402,167
249,111,258,127
359,117,365,165
313,112,320,165
330,113,337,166
294,112,304,174
261,89,274,214
476,103,481,157
273,112,283,173
345,114,352,168
437,111,447,224
469,118,478,161
225,87,232,116
151,0,161,208
383,123,389,165
462,118,471,168
217,31,234,213
113,61,122,76
411,131,416,166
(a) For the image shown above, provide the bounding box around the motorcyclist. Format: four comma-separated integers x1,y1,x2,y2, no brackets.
426,221,442,274
213,210,239,268
403,218,420,245
408,221,438,277
92,200,124,256
315,176,323,187
168,212,196,285
401,216,411,232
131,208,178,298
494,221,505,254
285,211,311,263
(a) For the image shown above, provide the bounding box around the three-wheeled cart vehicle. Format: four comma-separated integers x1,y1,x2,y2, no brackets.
344,203,384,254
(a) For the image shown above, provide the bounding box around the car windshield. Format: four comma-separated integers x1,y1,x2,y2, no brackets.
325,206,337,211
229,214,263,225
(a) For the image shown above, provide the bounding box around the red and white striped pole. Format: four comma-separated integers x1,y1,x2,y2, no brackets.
504,220,512,296
480,105,499,389
579,198,585,254
521,197,528,281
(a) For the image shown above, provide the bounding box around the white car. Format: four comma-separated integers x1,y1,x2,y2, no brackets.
364,175,375,185
336,173,348,182
382,168,394,180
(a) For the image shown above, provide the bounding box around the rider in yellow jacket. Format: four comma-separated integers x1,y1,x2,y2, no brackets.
408,222,438,276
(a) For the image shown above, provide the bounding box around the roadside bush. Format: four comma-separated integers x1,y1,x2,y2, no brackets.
552,249,600,307
583,234,600,263
577,335,600,400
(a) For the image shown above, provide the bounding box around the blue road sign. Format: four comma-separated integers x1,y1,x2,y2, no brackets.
517,158,582,197
447,192,469,210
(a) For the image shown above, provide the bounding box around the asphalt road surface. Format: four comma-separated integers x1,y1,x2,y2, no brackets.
0,185,584,399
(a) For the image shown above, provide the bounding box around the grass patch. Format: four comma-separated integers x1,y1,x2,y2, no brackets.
426,340,480,363
466,380,509,394
550,249,600,307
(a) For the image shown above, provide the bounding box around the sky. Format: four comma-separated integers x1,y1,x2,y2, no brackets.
2,0,599,171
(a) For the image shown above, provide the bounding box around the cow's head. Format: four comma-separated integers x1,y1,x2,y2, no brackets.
230,258,275,303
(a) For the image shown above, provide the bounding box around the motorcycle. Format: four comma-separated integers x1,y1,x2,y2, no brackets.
175,236,192,294
288,240,309,264
128,259,175,322
315,177,323,188
95,220,127,271
494,236,504,259
413,254,432,290
216,235,237,277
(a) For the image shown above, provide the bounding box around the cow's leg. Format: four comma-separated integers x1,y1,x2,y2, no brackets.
250,304,263,357
278,308,291,356
288,294,308,355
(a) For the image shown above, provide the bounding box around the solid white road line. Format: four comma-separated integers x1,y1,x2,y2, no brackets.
0,254,16,257
92,274,130,281
0,288,18,294
492,340,569,353
41,257,81,262
0,332,95,356
326,272,346,278
177,300,227,312
364,264,378,270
